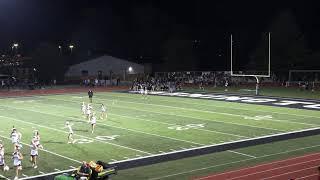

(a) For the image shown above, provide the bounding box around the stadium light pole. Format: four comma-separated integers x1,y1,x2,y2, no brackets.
12,43,19,54
69,45,74,54
58,45,62,55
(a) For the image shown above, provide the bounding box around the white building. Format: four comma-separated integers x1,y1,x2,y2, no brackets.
65,55,144,80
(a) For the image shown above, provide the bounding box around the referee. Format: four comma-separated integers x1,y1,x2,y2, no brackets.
88,89,93,103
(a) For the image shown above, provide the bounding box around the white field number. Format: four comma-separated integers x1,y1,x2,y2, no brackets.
73,135,119,144
168,124,205,131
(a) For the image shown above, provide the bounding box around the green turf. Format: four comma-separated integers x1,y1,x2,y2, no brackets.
0,91,319,179
184,86,320,99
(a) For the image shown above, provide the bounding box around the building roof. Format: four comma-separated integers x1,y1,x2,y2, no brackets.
65,55,144,77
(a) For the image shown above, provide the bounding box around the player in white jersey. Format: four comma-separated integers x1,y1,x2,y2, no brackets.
224,80,229,92
81,102,86,116
30,130,42,168
11,128,22,151
12,146,23,180
30,135,43,169
86,104,93,121
90,113,97,134
100,103,107,120
0,141,9,171
65,121,74,144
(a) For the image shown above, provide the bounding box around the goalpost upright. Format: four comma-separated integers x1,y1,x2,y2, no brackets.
230,32,271,95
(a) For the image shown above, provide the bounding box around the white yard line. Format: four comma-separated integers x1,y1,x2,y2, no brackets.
87,97,289,131
227,150,256,158
0,103,254,159
0,114,152,155
43,96,280,134
148,143,320,180
18,168,76,180
53,98,249,138
101,93,320,120
0,174,10,180
0,134,82,164
0,104,207,147
109,113,248,138
93,96,319,127
0,101,247,147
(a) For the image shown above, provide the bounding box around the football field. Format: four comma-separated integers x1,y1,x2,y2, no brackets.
0,91,320,179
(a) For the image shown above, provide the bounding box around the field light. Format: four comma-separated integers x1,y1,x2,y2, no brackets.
128,66,133,72
13,43,18,47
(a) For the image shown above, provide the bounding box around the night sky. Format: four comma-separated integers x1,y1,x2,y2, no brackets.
0,0,320,70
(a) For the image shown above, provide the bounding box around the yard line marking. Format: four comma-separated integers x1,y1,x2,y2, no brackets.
100,93,320,120
54,168,61,171
123,157,129,159
170,149,176,151
0,103,209,146
148,144,320,180
0,134,82,164
22,174,28,177
127,93,320,116
44,96,284,133
136,155,142,157
69,166,76,169
0,113,152,155
93,94,319,127
159,151,165,153
109,114,247,138
19,168,77,180
38,171,45,174
110,159,117,162
3,102,224,147
227,150,257,158
108,99,317,127
36,98,250,139
0,174,10,180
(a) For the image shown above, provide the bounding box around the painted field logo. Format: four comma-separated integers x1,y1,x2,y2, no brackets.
168,124,205,131
129,91,320,111
73,135,120,144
